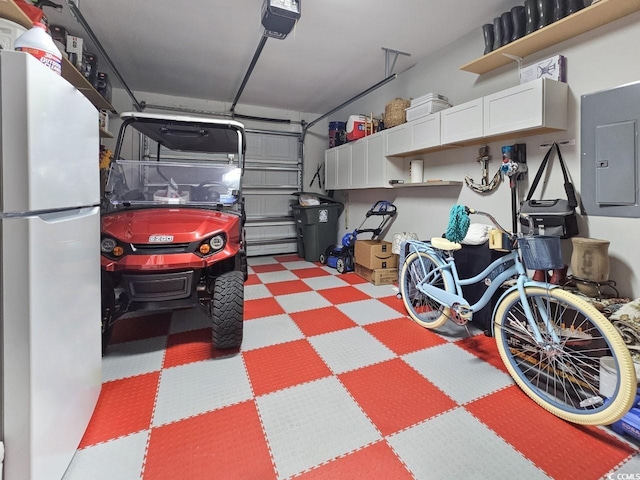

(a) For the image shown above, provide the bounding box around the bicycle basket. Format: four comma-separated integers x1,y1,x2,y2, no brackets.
519,235,563,270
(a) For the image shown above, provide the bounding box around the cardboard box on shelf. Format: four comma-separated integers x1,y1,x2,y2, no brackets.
354,240,398,270
355,264,398,286
520,54,566,84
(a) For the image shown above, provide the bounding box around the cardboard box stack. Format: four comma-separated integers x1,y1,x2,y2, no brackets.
354,240,398,285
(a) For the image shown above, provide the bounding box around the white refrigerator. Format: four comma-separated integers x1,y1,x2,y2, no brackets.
0,51,102,480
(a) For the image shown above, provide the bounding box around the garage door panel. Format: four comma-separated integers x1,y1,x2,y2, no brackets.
244,193,293,219
243,170,298,188
246,134,298,162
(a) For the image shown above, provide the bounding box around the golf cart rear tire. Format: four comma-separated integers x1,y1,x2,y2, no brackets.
210,271,244,349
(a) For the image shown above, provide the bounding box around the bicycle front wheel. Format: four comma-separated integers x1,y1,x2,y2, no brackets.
494,286,636,425
400,251,452,329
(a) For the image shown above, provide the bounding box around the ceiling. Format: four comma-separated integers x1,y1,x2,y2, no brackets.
45,0,514,115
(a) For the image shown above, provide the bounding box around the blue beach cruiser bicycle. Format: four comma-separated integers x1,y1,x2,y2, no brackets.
398,206,636,426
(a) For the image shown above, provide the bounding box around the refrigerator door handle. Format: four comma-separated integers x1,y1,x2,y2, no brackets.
38,206,99,223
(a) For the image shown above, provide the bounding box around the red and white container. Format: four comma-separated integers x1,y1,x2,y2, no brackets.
14,22,62,76
346,115,366,142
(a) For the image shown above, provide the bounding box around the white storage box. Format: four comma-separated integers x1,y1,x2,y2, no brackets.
520,54,566,84
411,92,449,107
0,18,27,51
600,356,640,398
406,99,452,122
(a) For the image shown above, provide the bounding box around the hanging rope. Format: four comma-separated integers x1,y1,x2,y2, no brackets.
446,205,470,243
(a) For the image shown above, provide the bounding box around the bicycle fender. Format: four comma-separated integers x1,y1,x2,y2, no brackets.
490,281,560,335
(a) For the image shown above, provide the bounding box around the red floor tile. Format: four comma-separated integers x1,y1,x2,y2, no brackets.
297,441,414,479
251,263,286,273
455,333,508,373
290,306,358,337
266,279,312,296
110,314,172,344
335,272,369,285
163,328,233,369
318,285,371,304
466,386,635,480
80,372,159,448
144,401,276,480
377,294,410,313
245,297,285,320
243,339,332,396
273,254,303,263
339,358,457,436
364,317,448,355
292,267,331,279
245,273,262,285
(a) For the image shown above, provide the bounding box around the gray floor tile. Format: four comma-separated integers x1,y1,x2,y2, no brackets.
354,282,397,299
257,376,381,479
275,291,331,313
338,299,404,325
282,260,317,270
308,327,395,374
609,451,640,477
153,354,252,426
402,343,513,404
248,257,279,266
256,270,299,284
62,431,148,480
102,336,166,382
301,275,350,291
245,283,273,300
388,408,550,480
169,306,210,334
242,314,304,351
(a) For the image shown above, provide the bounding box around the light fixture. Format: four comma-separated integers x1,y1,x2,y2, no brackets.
261,0,301,40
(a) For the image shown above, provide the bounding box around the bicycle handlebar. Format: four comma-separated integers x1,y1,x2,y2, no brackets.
462,206,526,236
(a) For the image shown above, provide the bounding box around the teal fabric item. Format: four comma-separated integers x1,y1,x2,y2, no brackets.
446,204,470,243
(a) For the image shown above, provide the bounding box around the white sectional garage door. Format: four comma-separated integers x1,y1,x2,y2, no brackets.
244,130,300,257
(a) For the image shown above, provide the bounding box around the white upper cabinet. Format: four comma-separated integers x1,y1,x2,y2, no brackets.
410,112,441,152
384,123,411,157
483,77,568,137
324,143,351,190
440,98,484,145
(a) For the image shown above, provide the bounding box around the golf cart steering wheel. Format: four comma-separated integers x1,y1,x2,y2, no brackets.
195,181,228,202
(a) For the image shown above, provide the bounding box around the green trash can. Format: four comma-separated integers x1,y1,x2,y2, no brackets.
291,193,344,262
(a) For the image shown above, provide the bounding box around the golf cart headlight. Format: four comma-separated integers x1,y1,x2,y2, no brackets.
101,238,117,253
209,235,225,251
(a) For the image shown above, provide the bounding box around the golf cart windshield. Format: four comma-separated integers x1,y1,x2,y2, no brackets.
104,112,245,210
104,160,241,208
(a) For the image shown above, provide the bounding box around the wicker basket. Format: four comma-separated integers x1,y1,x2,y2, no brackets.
384,98,410,128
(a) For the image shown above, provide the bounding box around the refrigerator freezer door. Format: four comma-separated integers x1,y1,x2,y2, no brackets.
0,51,99,214
1,207,101,480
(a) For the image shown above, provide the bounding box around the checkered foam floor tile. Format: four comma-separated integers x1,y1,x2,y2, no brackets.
63,255,640,480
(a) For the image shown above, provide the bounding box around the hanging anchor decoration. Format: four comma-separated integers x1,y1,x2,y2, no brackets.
464,146,502,193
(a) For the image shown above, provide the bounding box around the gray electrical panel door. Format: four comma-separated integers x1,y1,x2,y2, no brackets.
581,82,640,217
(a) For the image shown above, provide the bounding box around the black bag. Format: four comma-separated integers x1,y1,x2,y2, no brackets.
519,143,579,239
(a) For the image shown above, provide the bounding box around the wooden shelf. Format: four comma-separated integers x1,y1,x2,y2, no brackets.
0,0,116,112
460,0,640,75
391,181,463,188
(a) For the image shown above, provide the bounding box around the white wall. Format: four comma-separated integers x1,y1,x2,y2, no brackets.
327,11,640,298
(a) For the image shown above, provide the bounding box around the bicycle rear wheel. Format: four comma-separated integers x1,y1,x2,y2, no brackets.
494,286,636,425
400,251,452,329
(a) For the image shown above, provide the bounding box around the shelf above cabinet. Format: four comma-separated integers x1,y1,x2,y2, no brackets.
0,0,116,113
460,0,640,75
391,181,463,188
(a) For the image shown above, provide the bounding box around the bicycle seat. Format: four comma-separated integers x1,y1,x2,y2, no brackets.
431,237,462,251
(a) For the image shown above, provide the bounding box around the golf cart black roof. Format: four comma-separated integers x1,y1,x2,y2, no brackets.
116,112,246,155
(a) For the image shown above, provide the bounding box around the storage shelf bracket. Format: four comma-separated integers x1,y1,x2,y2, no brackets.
503,53,523,76
382,47,411,77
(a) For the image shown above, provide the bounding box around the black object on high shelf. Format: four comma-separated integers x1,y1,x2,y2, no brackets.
501,12,514,45
511,6,526,41
538,0,554,28
482,24,495,54
554,0,568,21
493,16,503,50
524,0,539,35
567,0,585,15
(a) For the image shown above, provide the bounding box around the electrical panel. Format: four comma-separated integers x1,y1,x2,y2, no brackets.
581,82,640,218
